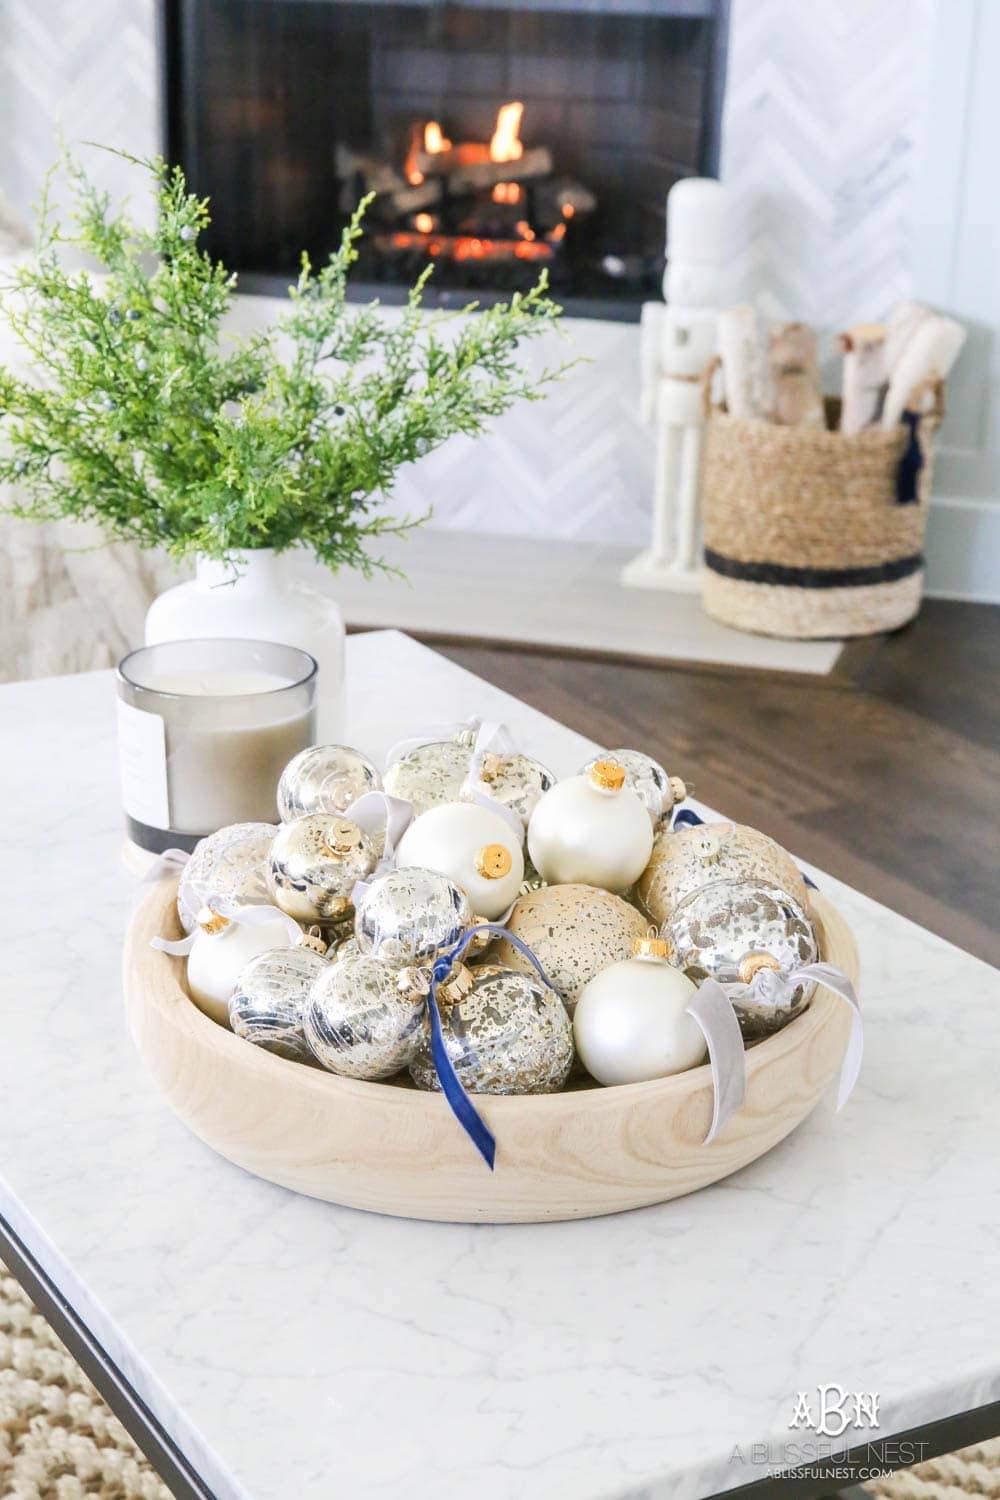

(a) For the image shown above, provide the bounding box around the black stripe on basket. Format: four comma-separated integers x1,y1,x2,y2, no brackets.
703,550,925,590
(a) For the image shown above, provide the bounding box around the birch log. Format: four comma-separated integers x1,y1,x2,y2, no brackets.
717,304,759,418
766,323,826,428
881,314,966,428
837,322,887,434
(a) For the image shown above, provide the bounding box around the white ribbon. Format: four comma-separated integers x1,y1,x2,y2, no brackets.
384,716,483,769
345,790,417,905
459,721,527,839
685,979,747,1144
150,897,303,957
730,961,863,1112
683,960,863,1145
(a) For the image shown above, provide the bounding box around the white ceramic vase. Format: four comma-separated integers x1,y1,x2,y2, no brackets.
145,550,345,739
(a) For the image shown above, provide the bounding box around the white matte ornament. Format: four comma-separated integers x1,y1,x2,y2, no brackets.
187,916,297,1027
573,944,705,1086
527,761,653,894
395,802,524,920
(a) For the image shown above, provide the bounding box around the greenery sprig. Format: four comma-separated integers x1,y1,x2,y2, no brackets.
0,150,568,571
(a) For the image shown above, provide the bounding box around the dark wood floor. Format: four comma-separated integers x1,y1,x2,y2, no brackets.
424,598,999,968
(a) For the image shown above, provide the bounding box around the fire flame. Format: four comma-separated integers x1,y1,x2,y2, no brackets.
414,212,435,233
490,101,524,163
492,182,521,205
404,124,424,185
423,121,451,154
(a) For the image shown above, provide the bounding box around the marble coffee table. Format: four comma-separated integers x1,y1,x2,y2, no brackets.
0,630,998,1500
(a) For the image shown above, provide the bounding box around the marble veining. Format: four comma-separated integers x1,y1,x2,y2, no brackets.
0,631,998,1500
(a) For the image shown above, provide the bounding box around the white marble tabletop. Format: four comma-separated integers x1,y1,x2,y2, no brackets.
0,630,998,1500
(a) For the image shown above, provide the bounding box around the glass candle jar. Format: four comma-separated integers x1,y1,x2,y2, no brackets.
116,639,317,853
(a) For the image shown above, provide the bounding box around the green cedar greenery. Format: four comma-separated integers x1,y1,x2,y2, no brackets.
0,151,568,571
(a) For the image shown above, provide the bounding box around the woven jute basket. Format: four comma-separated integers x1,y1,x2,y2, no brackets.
699,357,944,638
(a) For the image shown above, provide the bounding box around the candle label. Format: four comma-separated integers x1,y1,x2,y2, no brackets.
117,700,170,829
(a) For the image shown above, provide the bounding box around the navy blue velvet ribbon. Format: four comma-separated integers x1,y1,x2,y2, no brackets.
896,409,924,504
427,923,558,1172
670,807,817,890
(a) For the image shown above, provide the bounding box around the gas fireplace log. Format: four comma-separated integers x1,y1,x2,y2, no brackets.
335,144,406,196
448,147,554,194
390,180,442,214
414,143,491,177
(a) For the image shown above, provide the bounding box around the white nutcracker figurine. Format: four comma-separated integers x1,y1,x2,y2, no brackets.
623,178,730,590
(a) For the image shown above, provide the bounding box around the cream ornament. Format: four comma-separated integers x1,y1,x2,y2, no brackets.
580,749,685,828
494,883,648,1016
526,760,653,894
186,908,299,1027
395,802,524,921
573,938,705,1086
637,820,807,926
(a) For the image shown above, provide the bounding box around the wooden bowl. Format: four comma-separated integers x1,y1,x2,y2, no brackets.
123,878,859,1224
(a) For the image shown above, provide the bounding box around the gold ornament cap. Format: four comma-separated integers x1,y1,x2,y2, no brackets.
633,935,674,961
738,951,781,985
479,752,506,784
588,759,626,792
298,926,328,956
322,819,363,859
196,906,230,936
476,842,513,880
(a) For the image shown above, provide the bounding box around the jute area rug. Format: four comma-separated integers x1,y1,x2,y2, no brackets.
0,1262,169,1499
1,1252,998,1499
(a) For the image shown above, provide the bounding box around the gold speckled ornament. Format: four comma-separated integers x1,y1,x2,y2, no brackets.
383,740,473,815
637,821,807,926
409,964,574,1095
494,883,648,1017
463,751,557,833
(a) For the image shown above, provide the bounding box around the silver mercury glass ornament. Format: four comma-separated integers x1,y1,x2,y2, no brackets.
580,749,685,828
409,963,574,1095
383,735,475,816
277,744,382,822
304,951,430,1080
354,866,472,966
229,941,330,1062
663,877,819,1041
177,822,276,933
267,815,376,923
463,750,557,833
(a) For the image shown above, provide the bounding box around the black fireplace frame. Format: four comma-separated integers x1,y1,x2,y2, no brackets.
157,0,730,322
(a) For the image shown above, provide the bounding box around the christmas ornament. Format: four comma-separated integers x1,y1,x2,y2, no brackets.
638,821,807,926
186,907,300,1027
229,944,329,1062
267,815,376,923
277,745,382,822
354,867,472,966
305,952,429,1080
463,750,557,833
527,759,653,894
177,822,275,933
384,738,473,815
581,749,685,828
494,883,648,1016
409,964,574,1095
663,878,818,1040
573,937,705,1086
395,802,524,921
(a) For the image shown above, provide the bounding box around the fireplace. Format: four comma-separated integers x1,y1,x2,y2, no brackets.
161,0,729,321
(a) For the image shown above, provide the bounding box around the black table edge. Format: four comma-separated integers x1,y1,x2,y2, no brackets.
2,1203,997,1500
0,1206,216,1500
